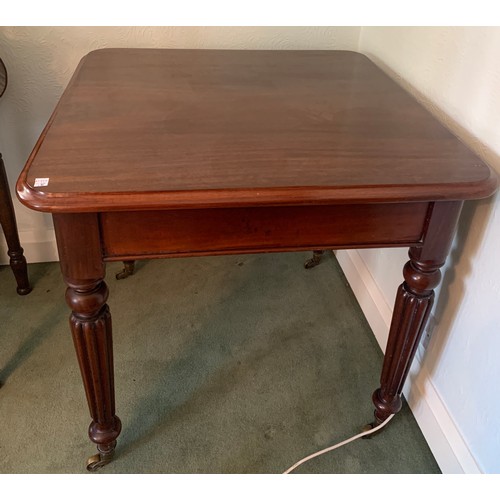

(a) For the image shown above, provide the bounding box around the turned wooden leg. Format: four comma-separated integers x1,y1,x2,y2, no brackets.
53,213,121,471
304,250,325,269
0,153,31,295
371,250,439,423
67,280,121,471
369,201,463,429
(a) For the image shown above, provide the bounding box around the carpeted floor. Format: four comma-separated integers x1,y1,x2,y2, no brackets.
0,251,440,474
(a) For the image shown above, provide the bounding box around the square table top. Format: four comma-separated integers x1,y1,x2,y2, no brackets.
17,48,497,213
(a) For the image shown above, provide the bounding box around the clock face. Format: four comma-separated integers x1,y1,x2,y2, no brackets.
0,58,7,98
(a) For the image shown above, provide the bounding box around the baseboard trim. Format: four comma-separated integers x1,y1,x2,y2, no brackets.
0,228,59,265
334,249,392,351
335,249,481,474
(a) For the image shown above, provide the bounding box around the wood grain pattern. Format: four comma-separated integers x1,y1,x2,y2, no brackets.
100,203,430,259
17,49,498,213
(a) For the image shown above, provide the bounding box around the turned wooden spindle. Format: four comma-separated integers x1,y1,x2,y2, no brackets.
66,280,121,469
53,213,122,470
372,252,441,421
371,201,463,425
0,153,31,295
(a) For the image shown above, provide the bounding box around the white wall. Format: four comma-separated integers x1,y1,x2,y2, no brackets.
349,27,500,473
0,26,360,262
1,26,499,473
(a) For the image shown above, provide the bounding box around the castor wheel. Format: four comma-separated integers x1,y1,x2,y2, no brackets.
361,413,395,439
116,260,135,280
86,450,115,472
304,250,324,269
16,285,33,295
361,422,376,439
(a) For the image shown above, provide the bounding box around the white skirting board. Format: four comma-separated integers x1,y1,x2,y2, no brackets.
334,249,481,474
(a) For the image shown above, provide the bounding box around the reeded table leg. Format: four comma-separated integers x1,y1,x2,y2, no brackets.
67,280,121,471
0,153,31,295
371,249,440,425
369,202,463,429
53,213,121,471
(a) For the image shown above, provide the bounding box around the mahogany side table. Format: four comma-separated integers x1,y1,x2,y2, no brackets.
16,49,498,471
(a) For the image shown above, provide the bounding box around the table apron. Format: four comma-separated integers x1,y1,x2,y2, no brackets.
99,203,430,260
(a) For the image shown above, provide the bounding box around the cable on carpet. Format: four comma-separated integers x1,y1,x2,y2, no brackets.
283,413,395,474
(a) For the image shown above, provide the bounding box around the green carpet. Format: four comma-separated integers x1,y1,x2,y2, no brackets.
0,251,440,473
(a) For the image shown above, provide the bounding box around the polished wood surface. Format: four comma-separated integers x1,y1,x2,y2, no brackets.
372,201,463,423
100,202,430,260
52,213,120,469
16,49,498,470
17,49,497,213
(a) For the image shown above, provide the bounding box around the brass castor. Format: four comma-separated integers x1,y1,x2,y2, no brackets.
304,250,325,269
361,422,377,439
86,449,115,472
361,414,394,439
116,260,135,280
16,285,33,295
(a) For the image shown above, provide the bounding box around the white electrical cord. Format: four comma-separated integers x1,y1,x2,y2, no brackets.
283,414,395,474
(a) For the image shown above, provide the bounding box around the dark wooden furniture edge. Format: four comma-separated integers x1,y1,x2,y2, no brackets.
15,177,499,213
98,202,431,260
15,48,499,214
